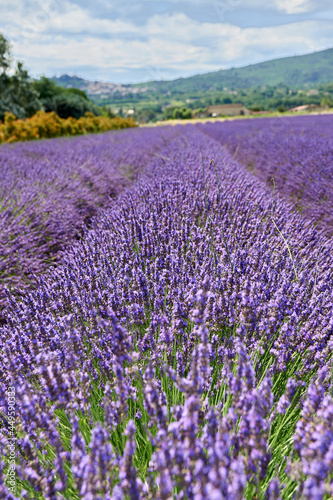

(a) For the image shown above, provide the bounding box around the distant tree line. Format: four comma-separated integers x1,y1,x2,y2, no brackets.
100,83,333,123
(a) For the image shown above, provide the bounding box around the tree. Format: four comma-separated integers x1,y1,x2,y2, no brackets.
0,33,41,121
164,106,178,120
321,96,333,108
33,77,97,118
0,34,11,75
101,106,115,118
3,62,41,119
134,108,157,124
0,34,11,98
65,88,89,101
173,107,192,119
43,93,101,119
33,76,63,100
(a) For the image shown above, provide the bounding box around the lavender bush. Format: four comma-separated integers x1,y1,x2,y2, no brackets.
0,127,177,314
198,115,333,234
0,123,332,498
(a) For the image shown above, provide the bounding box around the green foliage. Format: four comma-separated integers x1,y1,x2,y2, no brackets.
77,79,333,121
321,96,333,108
42,93,100,119
0,33,11,75
163,106,178,120
134,108,157,123
51,49,333,120
163,106,192,120
0,33,41,121
54,48,333,120
134,47,333,94
33,77,98,119
33,76,63,100
172,107,192,119
65,87,89,101
100,105,116,118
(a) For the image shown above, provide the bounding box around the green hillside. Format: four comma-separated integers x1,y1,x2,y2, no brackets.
50,47,333,121
134,47,333,92
52,47,333,96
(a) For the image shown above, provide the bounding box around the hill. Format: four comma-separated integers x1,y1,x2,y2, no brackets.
52,47,333,100
51,74,149,98
136,47,333,93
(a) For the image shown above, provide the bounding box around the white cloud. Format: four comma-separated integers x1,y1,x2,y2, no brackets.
1,1,332,82
231,0,330,14
274,0,313,14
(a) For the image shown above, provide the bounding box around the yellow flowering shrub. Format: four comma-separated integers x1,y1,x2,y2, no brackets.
0,111,136,144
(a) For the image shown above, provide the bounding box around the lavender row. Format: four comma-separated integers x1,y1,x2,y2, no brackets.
0,127,176,314
198,114,333,234
0,124,332,498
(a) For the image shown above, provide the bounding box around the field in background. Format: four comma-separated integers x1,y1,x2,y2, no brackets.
143,108,333,127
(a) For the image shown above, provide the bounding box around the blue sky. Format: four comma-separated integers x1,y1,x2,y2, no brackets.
1,0,333,83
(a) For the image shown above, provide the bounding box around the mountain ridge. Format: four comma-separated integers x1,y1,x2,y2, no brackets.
50,47,333,104
137,47,333,92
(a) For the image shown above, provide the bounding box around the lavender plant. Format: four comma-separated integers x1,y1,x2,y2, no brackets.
0,123,332,498
199,115,333,234
0,126,177,315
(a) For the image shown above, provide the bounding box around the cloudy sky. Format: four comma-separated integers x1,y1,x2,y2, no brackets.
1,0,333,83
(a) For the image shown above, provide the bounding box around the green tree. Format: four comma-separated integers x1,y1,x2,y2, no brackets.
44,93,100,119
0,34,11,75
134,108,157,124
33,76,99,118
0,33,41,121
321,96,333,108
33,76,63,100
65,87,89,101
0,35,11,109
164,106,178,120
101,105,115,118
172,107,192,119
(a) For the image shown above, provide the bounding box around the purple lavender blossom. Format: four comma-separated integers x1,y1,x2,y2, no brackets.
0,119,333,497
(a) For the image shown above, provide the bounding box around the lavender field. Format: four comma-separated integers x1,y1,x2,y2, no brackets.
0,127,176,316
199,115,333,233
0,117,332,499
